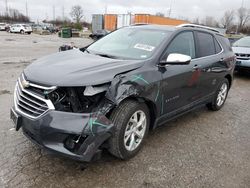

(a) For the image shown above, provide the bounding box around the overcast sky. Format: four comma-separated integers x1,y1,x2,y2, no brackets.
0,0,248,22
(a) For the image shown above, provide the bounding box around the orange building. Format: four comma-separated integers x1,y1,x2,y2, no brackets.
134,14,189,26
104,14,117,31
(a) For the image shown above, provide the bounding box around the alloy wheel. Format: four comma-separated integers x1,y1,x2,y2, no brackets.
124,110,147,151
216,83,228,107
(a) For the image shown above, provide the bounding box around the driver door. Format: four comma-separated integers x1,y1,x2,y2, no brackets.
160,31,202,116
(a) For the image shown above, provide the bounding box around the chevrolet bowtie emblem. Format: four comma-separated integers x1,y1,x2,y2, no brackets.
21,80,30,88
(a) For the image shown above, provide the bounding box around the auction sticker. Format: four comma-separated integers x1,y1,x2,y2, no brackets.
134,43,155,52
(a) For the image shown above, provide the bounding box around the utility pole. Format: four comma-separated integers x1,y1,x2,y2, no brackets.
105,4,107,14
53,5,55,21
5,0,8,15
25,0,28,17
62,5,65,20
169,0,174,17
241,0,244,8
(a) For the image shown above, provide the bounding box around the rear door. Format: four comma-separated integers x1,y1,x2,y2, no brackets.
160,31,201,115
194,31,225,98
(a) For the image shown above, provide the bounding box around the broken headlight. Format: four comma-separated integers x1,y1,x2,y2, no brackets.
47,84,109,113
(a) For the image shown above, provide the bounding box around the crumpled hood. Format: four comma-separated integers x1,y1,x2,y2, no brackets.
24,49,144,86
232,46,250,54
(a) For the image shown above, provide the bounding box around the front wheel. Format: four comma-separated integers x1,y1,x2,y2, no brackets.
207,78,229,111
20,30,24,34
108,100,150,160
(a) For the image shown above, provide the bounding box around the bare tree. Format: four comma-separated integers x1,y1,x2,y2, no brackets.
192,17,200,25
221,10,234,29
156,12,165,17
237,7,250,30
70,5,83,23
202,16,219,27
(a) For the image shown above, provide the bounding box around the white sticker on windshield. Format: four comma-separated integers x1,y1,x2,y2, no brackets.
134,43,155,52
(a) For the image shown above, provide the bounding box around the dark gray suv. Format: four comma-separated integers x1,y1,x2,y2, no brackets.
10,24,235,161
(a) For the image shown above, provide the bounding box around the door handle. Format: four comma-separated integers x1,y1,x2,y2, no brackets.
219,58,225,62
192,64,200,71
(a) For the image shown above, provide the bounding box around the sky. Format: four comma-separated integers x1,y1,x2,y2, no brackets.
0,0,248,23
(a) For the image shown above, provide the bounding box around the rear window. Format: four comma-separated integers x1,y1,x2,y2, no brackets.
214,38,222,54
197,32,216,57
217,35,232,51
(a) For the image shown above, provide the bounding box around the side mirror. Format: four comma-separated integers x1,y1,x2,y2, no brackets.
160,53,191,66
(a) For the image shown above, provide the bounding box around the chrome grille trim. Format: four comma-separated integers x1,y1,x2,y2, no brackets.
14,75,55,119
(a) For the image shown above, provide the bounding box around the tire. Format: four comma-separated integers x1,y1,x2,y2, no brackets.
27,32,31,35
108,100,150,160
207,78,229,111
20,30,24,34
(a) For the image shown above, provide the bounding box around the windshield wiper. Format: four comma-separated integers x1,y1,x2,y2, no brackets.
95,53,120,59
85,49,91,53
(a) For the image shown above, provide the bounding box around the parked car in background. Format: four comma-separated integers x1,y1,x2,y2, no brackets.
89,29,109,40
10,24,235,162
10,24,32,34
0,23,7,31
232,36,250,73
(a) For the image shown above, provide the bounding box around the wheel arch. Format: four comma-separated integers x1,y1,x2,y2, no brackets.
107,96,157,130
225,74,232,88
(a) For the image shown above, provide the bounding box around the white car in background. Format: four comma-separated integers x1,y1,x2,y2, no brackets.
232,36,250,73
10,24,32,34
0,23,7,31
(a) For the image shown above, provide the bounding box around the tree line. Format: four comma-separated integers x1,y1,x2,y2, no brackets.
192,8,250,34
0,8,30,23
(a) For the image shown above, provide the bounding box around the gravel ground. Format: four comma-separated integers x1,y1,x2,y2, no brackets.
0,31,250,188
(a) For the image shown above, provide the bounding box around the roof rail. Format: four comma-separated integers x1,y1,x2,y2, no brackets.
177,24,220,33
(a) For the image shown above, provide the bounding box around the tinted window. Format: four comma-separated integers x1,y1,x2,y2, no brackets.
214,38,222,53
197,32,216,57
164,31,196,59
217,35,232,51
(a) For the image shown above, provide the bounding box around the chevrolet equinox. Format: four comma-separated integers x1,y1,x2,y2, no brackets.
10,24,235,161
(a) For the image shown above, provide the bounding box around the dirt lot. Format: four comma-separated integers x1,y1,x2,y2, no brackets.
0,31,250,188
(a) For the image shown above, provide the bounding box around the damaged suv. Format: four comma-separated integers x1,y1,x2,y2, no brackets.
10,24,235,161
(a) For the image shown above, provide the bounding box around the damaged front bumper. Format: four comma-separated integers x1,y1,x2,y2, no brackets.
10,108,114,162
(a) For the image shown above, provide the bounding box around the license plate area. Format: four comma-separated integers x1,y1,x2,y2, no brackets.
236,61,241,65
10,108,22,131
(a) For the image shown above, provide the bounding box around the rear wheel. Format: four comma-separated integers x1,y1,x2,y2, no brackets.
20,30,24,34
207,78,229,111
108,100,150,160
27,32,31,35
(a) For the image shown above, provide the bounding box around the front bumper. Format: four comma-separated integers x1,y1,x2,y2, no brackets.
11,107,114,162
235,59,250,72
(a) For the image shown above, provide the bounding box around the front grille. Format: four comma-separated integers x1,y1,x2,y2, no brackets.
14,74,55,119
235,53,250,60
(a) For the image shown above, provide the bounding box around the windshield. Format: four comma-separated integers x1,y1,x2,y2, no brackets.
233,37,250,48
87,28,171,60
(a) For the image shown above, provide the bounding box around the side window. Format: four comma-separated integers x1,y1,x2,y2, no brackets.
214,38,222,53
164,31,196,59
197,32,216,57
